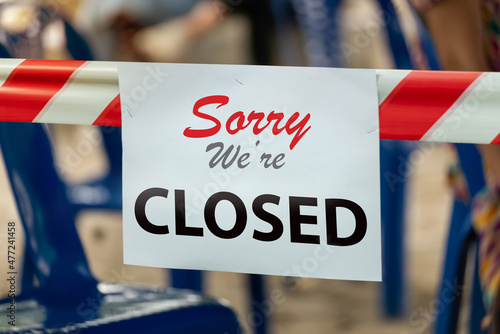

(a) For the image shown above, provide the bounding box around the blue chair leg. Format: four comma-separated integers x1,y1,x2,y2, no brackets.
368,3,417,315
376,0,413,70
370,7,420,314
249,274,267,334
170,269,203,292
21,252,35,291
380,140,409,317
433,209,477,334
433,144,487,334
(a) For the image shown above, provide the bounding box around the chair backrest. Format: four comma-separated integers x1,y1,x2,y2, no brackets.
455,144,485,198
0,43,10,58
0,2,94,60
0,3,100,301
377,0,440,70
376,0,412,70
0,122,98,303
63,17,95,61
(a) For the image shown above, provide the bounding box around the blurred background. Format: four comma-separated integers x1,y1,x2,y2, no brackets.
0,0,476,333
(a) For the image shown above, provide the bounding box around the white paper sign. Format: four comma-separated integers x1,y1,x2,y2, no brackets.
119,63,381,281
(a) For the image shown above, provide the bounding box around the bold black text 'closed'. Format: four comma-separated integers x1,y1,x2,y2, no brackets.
134,188,367,246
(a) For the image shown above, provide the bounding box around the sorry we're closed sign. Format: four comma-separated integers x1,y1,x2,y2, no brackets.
120,63,381,281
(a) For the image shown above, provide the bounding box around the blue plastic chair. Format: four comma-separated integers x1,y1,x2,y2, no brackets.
282,0,415,316
388,3,489,333
378,5,488,327
390,4,487,332
432,144,487,334
379,140,413,316
5,6,262,333
1,3,205,298
375,0,432,316
0,7,129,290
0,122,241,334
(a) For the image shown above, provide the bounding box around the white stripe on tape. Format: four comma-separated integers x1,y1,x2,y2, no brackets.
376,69,411,105
427,72,500,143
0,58,24,87
35,61,119,125
421,72,487,141
33,61,88,122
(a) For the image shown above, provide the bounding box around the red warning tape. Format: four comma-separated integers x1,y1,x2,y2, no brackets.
0,59,498,144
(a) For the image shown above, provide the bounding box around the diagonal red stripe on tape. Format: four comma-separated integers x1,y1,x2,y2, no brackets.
492,133,500,144
93,94,121,127
0,59,86,122
379,70,482,141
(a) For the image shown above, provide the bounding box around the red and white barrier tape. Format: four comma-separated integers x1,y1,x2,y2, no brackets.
0,59,120,126
378,69,500,144
0,59,499,144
